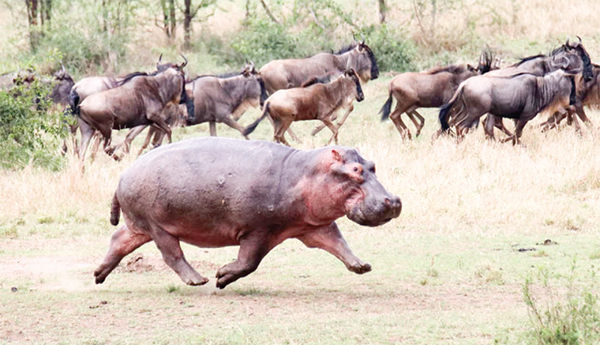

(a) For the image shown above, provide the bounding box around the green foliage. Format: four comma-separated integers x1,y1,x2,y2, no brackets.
523,265,600,344
355,24,416,72
225,18,305,67
0,73,66,170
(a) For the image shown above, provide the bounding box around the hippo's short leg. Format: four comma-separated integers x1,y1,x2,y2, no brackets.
152,227,209,286
94,225,152,284
215,236,274,289
296,222,372,274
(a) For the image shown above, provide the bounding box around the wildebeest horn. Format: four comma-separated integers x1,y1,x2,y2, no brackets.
566,36,570,46
179,54,188,68
577,35,582,43
61,63,65,73
157,53,163,67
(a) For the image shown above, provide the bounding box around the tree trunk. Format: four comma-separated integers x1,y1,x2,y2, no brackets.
168,0,176,40
25,0,40,52
160,0,175,38
378,0,386,23
184,0,192,48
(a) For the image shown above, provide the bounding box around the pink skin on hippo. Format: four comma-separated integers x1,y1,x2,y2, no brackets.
94,137,401,289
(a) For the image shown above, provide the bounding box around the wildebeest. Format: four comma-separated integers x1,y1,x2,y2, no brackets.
243,69,364,146
480,38,593,137
259,41,378,94
540,63,600,131
77,62,187,161
439,69,577,144
379,49,496,139
94,137,401,289
183,63,267,137
48,65,75,107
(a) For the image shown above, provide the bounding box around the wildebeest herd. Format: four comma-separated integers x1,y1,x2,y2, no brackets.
5,37,598,289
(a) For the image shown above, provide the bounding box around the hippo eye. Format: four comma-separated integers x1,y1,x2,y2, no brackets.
353,166,359,172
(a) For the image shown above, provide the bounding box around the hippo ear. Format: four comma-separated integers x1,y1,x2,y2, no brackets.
331,149,342,162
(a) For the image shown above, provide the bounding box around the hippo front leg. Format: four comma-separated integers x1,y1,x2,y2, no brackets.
296,222,371,274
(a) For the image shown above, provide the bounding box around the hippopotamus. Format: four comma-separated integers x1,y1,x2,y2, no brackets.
94,137,402,289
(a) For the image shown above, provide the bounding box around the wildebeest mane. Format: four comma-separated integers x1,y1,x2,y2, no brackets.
118,72,149,86
301,73,337,87
187,71,242,83
424,64,468,75
335,43,358,55
515,54,546,66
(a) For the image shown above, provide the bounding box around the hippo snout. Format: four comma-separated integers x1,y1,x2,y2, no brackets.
384,196,402,220
347,194,402,227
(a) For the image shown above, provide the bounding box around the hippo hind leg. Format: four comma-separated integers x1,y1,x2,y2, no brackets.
151,225,209,286
94,224,152,284
215,237,274,289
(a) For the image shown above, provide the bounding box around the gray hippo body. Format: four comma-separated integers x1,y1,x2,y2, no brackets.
95,137,401,288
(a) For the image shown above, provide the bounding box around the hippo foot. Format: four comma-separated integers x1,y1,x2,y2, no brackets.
348,262,372,274
94,269,107,284
185,276,209,286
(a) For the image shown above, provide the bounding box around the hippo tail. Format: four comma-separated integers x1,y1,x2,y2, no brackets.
379,90,393,121
110,193,121,226
242,102,270,136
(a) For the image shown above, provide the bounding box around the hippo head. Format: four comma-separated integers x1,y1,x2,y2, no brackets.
328,148,401,227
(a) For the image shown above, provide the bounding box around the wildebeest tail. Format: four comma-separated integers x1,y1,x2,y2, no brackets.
569,75,577,105
242,102,270,136
379,90,394,121
258,78,268,107
110,193,121,226
439,86,465,131
69,89,80,116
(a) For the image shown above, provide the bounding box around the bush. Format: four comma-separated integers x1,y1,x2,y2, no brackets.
522,265,600,344
355,24,416,72
0,74,67,170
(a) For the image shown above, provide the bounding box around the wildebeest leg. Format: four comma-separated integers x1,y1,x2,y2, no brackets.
215,236,275,289
296,222,371,274
78,120,95,162
148,116,172,144
575,105,593,127
138,126,157,156
89,132,104,161
483,114,496,140
220,116,250,139
152,225,209,286
322,118,339,145
268,114,300,142
334,105,354,131
119,125,148,156
494,116,513,137
274,119,293,146
209,121,217,136
407,110,425,137
389,102,412,139
94,224,152,284
311,112,340,136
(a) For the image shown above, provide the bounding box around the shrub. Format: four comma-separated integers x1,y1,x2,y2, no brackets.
522,266,600,344
355,24,416,72
0,73,67,170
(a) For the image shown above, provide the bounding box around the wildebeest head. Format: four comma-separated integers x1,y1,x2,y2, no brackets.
340,41,379,82
343,68,364,102
564,36,593,81
327,148,401,227
50,65,75,105
239,62,267,106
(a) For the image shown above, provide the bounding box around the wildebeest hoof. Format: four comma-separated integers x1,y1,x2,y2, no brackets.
348,262,372,274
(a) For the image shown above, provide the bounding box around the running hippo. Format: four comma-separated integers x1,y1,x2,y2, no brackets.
94,137,402,289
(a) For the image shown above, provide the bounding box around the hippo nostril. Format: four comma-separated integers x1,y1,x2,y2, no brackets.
384,198,391,206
